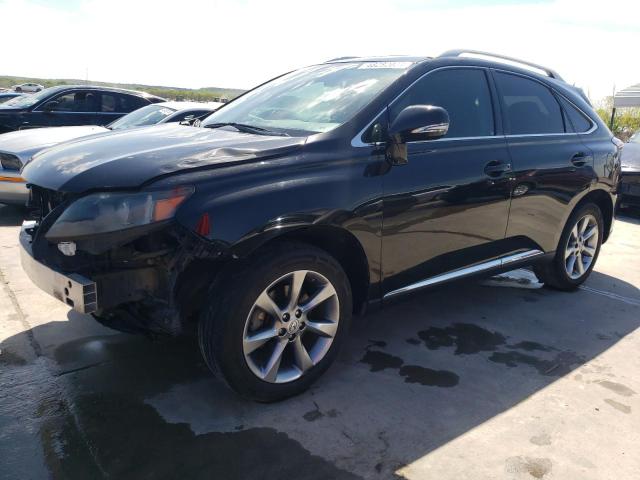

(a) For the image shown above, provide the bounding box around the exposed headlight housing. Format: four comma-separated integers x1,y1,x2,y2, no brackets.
45,186,194,241
0,152,22,171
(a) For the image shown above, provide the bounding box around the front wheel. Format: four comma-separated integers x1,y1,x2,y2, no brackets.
534,203,603,290
198,242,352,402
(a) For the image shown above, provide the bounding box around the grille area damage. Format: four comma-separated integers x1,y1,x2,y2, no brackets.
23,186,226,335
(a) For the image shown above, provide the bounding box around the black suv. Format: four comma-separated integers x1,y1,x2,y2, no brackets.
19,51,621,401
0,85,165,133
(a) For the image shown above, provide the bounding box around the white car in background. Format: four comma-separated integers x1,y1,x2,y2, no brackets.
0,101,222,205
12,83,44,93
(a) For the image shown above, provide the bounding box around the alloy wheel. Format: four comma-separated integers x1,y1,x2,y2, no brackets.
242,270,340,383
564,214,599,280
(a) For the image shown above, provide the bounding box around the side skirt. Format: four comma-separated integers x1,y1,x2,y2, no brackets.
382,249,550,302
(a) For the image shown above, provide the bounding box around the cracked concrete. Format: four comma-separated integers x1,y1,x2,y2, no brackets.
1,203,640,479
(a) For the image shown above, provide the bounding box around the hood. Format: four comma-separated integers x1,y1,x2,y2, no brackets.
0,126,108,162
621,142,640,172
22,124,306,192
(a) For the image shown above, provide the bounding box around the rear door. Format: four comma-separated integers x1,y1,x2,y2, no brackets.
97,93,148,126
493,70,594,253
381,67,513,296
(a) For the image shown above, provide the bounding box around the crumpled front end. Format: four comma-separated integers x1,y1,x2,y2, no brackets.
20,185,225,335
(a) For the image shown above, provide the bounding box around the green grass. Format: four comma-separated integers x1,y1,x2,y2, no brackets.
0,75,245,103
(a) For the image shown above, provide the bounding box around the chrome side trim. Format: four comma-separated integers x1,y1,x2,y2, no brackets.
383,249,544,299
351,65,599,148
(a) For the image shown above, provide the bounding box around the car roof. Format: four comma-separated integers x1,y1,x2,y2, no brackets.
325,55,430,65
157,101,223,112
41,84,165,101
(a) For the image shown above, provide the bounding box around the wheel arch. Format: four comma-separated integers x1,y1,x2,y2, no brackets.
576,188,615,243
252,225,371,314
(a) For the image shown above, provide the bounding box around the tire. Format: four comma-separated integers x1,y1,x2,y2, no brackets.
15,87,22,92
198,241,353,402
534,202,603,290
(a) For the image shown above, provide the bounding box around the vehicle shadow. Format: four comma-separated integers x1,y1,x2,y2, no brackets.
0,204,26,226
1,270,639,479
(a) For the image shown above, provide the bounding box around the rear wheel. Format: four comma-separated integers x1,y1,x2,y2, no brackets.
534,203,603,290
198,242,352,402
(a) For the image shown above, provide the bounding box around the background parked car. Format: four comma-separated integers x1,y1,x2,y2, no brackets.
0,101,221,205
0,85,165,134
0,92,25,104
12,83,44,93
619,131,640,210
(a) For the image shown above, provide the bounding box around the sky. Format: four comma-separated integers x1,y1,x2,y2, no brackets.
1,0,638,102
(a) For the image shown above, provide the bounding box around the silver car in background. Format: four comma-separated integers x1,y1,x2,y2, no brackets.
0,101,222,205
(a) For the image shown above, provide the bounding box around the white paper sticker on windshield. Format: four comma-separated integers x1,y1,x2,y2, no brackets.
358,62,413,69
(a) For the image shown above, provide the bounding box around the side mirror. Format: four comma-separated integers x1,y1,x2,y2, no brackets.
389,105,449,143
42,101,59,112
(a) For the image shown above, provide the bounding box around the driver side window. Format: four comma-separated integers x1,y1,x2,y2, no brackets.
390,68,495,139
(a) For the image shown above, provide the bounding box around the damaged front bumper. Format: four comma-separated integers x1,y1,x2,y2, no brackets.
20,221,98,313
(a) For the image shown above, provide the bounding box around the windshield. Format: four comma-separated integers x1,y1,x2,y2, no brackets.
0,87,59,108
202,62,412,135
108,104,177,130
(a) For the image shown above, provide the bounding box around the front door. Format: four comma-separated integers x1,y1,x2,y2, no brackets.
29,90,98,128
381,67,513,296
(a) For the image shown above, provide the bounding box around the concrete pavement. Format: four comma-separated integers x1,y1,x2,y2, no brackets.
1,203,639,479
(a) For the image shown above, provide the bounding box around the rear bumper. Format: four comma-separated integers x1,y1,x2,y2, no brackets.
0,171,28,205
19,221,98,313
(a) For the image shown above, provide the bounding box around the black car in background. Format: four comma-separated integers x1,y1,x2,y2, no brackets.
619,131,640,209
19,51,621,402
0,85,164,133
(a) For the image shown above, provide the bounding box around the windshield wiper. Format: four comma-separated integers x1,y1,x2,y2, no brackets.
204,122,289,137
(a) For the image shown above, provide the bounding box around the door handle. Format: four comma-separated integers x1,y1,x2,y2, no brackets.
570,152,591,167
484,160,512,177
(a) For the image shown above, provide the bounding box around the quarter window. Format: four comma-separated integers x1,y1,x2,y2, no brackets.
495,72,564,135
558,96,592,133
390,69,495,138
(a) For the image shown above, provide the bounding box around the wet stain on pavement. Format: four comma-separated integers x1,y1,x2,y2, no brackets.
360,350,459,387
507,341,553,352
597,380,636,397
398,365,459,387
489,350,584,376
530,433,552,446
417,323,506,355
366,340,387,349
505,456,552,479
0,348,26,365
360,350,403,372
50,394,361,480
604,398,631,414
405,338,420,345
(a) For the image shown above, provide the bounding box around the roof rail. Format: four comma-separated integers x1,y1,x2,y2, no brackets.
325,56,359,63
438,49,563,81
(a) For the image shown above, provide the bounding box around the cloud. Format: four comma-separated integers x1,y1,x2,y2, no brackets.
0,0,638,100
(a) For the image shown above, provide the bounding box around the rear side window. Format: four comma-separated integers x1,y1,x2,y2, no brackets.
495,72,564,135
558,96,593,133
101,93,148,113
390,68,495,138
